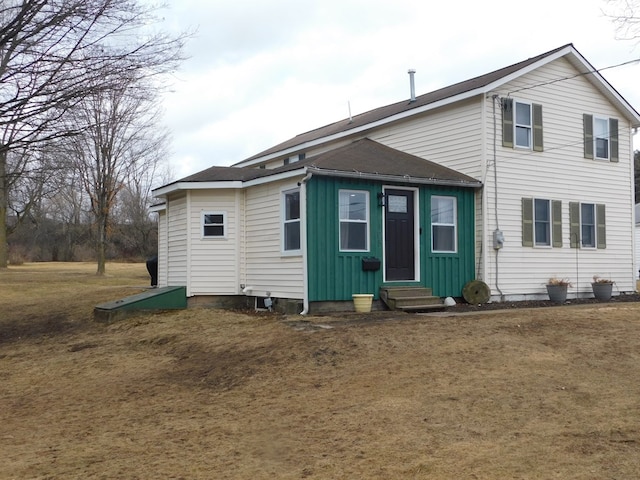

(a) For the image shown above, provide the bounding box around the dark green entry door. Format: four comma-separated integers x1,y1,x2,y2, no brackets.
384,189,415,281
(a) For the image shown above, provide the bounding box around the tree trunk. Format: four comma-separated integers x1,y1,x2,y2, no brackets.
96,213,107,275
0,148,8,268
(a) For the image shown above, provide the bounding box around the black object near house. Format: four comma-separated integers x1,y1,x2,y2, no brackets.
146,255,158,287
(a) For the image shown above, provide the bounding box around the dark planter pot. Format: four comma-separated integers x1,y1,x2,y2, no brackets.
546,284,568,303
592,282,613,301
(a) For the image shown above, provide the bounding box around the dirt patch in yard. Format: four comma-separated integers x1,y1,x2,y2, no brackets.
2,263,640,479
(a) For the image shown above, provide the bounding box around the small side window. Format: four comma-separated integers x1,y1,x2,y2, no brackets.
283,189,301,252
202,212,226,238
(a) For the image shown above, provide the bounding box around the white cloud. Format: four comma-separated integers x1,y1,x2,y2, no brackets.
157,0,640,178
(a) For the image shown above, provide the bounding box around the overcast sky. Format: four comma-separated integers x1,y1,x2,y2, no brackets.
156,0,640,179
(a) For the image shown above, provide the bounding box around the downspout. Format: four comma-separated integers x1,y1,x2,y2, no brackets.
299,171,313,315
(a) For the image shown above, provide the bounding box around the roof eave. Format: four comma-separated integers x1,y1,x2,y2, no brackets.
152,169,308,197
307,166,482,188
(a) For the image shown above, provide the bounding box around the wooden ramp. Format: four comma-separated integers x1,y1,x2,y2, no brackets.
94,286,187,322
379,286,445,312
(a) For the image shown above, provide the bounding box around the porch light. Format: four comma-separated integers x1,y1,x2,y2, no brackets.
377,192,386,207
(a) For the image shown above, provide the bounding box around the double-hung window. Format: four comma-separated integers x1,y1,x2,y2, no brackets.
339,190,369,251
283,189,301,252
202,212,226,238
580,203,596,247
569,201,606,249
534,199,551,246
521,198,562,248
594,117,609,160
583,114,619,162
431,196,456,252
515,101,532,148
502,98,543,151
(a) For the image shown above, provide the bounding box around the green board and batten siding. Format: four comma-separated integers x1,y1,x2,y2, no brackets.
305,176,475,302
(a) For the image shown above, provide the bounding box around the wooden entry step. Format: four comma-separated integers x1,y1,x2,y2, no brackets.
379,286,444,312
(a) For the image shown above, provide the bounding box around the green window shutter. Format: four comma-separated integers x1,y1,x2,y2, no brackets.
502,98,514,148
609,118,619,162
522,197,533,247
533,103,543,152
596,203,606,249
569,202,580,248
583,114,593,159
552,200,562,247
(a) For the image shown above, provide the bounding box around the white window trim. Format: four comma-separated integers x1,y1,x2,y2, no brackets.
201,211,227,239
431,195,457,253
593,116,610,161
514,99,532,150
580,202,597,249
339,189,370,252
281,187,301,255
533,198,551,248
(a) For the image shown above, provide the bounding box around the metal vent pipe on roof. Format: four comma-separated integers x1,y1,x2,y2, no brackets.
408,69,416,102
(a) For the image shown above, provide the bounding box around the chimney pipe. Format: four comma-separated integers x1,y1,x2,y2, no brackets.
408,69,416,102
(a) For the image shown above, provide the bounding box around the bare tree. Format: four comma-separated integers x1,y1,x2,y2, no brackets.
604,0,640,42
0,0,186,268
63,76,169,274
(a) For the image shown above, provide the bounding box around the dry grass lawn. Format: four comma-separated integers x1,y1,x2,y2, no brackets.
2,262,640,479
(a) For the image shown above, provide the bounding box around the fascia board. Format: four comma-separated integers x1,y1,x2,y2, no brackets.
151,170,306,197
149,203,166,213
308,167,482,188
153,180,244,197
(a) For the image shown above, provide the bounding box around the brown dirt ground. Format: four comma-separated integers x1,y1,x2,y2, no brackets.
2,263,640,479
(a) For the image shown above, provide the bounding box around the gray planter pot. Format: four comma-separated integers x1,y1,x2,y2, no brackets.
592,282,613,301
546,284,568,303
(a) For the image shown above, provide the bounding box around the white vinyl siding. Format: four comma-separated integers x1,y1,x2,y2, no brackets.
371,96,484,179
167,193,188,287
157,209,168,287
188,190,240,295
244,179,305,299
481,57,634,297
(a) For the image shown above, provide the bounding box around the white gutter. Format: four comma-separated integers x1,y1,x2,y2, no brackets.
307,167,482,188
299,171,313,315
152,169,307,198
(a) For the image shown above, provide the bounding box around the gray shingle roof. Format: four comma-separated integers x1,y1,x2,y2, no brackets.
170,138,480,188
239,44,572,163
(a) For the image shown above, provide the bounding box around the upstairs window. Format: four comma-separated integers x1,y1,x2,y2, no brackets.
583,114,618,162
283,189,301,252
339,190,369,251
202,212,226,238
502,98,543,151
515,101,532,148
